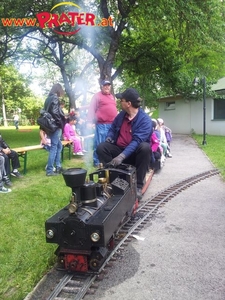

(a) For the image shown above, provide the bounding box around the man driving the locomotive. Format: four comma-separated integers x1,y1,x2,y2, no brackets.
96,88,152,199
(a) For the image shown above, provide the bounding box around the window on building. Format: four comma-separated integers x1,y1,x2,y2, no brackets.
165,102,175,110
214,99,225,119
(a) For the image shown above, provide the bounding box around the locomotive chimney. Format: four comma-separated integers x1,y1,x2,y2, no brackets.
62,168,87,202
62,168,98,207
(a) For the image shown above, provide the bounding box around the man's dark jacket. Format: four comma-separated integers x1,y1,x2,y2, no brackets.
0,135,10,151
106,108,152,158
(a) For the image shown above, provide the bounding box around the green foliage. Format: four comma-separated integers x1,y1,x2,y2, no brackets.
1,0,225,111
0,64,43,120
0,64,31,102
115,0,225,108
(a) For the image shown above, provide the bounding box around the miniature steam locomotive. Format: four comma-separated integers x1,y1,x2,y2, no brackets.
45,164,138,273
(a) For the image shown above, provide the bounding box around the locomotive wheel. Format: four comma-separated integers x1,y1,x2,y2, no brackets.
89,258,101,271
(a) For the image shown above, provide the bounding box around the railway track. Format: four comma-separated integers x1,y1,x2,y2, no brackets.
46,168,220,300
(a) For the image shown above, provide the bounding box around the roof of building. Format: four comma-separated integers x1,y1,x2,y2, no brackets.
211,77,225,92
158,77,225,102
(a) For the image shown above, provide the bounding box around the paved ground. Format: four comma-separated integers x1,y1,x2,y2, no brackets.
84,134,225,300
26,134,225,300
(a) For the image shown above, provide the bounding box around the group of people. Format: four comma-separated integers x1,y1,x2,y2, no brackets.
150,118,172,167
41,80,117,175
40,83,91,176
40,88,87,176
41,81,173,200
0,80,173,197
95,87,152,199
86,80,172,199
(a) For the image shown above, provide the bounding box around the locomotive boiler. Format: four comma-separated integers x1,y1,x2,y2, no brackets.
45,164,138,273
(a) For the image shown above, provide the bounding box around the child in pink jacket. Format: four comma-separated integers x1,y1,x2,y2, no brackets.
63,115,84,156
150,119,163,163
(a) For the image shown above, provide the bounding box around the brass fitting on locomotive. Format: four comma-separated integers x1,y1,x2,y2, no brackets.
68,193,78,214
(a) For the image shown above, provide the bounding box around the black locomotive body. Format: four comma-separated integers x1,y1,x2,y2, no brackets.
45,164,138,272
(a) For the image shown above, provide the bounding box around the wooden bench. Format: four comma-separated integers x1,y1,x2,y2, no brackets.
12,140,73,175
12,134,94,175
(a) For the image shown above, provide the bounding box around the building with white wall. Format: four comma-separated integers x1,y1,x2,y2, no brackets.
158,77,225,136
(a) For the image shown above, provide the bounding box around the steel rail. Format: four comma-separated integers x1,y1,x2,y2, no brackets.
46,168,220,300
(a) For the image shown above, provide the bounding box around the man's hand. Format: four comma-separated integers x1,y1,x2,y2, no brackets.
109,153,125,167
106,137,114,143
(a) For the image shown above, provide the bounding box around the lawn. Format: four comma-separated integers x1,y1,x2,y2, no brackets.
192,134,225,179
0,127,224,300
0,126,95,300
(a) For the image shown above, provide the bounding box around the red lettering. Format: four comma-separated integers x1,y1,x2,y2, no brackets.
85,13,95,26
47,13,60,28
77,13,85,25
25,18,36,27
36,10,98,33
1,18,36,27
58,12,71,26
100,18,108,27
108,16,113,27
13,18,25,26
36,12,51,28
1,18,13,26
67,12,79,26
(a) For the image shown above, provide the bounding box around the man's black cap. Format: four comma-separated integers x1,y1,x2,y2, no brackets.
115,88,140,103
101,80,111,86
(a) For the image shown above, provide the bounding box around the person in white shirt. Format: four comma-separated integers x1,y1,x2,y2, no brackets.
13,114,19,130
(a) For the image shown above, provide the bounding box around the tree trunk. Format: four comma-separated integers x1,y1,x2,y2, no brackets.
2,96,8,127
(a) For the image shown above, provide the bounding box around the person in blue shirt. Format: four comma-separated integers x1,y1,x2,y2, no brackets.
96,88,152,199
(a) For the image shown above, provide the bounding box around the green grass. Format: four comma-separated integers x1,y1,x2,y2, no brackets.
0,126,95,300
0,128,224,299
192,134,225,179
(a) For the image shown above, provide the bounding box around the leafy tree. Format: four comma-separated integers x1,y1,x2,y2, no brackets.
1,0,138,107
1,0,225,110
115,0,225,107
0,64,41,125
